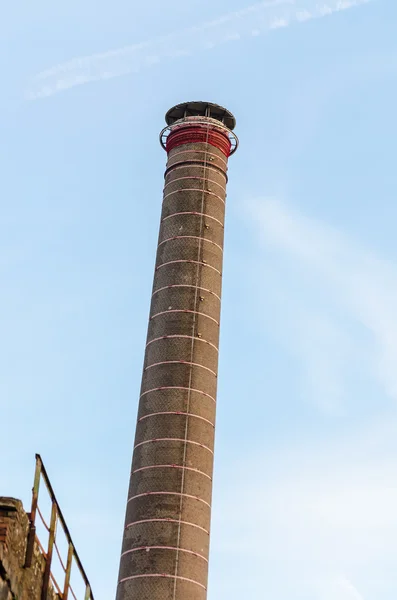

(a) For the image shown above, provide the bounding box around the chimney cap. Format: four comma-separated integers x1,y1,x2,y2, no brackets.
165,101,236,131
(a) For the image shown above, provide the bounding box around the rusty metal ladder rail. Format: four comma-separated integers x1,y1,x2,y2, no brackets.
24,454,94,600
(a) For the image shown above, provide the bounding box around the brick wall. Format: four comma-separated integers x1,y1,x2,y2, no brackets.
0,497,57,600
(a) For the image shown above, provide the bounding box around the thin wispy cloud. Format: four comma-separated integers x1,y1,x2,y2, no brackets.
211,413,397,598
246,198,397,413
28,0,371,99
336,577,365,600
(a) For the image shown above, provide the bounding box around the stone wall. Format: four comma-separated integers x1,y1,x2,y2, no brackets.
0,497,57,600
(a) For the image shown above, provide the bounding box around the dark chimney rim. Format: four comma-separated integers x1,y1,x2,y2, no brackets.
165,101,236,131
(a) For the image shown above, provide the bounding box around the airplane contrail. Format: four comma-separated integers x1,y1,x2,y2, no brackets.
28,0,371,100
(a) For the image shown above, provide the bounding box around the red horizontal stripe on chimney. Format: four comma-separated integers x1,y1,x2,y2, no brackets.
166,125,232,157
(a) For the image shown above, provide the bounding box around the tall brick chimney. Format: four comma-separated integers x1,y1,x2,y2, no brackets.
116,101,238,600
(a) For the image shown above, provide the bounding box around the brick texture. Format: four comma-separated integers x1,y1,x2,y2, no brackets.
116,109,236,600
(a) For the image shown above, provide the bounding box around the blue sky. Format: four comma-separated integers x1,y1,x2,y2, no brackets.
2,0,397,598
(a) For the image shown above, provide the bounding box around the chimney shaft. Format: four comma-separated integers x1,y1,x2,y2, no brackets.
116,102,238,600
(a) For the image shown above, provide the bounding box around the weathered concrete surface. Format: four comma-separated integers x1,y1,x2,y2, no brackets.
0,497,57,600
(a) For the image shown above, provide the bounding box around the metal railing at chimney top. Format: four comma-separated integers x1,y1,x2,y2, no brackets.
24,454,94,600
